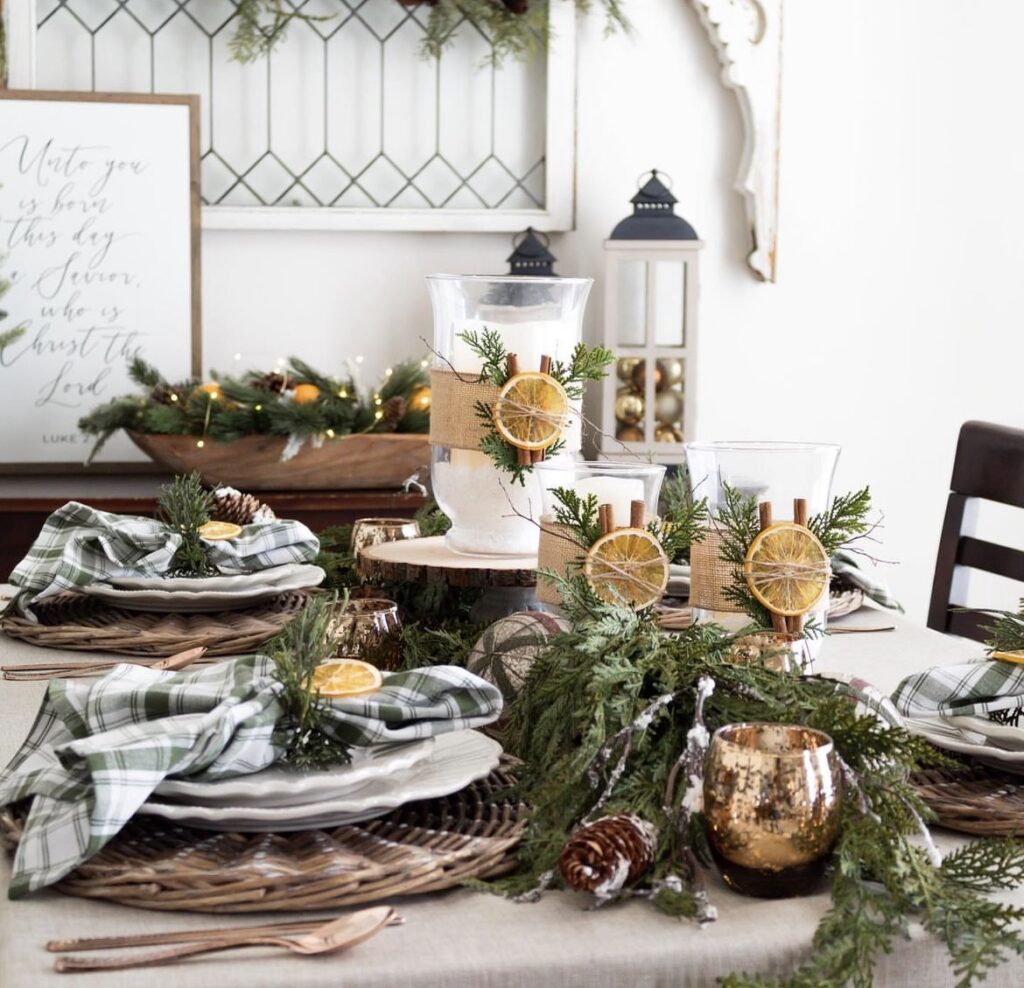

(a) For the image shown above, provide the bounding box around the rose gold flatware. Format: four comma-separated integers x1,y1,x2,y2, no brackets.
54,906,397,973
827,625,896,634
4,647,209,681
48,911,403,953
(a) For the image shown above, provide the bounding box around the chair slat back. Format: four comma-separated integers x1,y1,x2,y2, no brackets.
928,421,1024,641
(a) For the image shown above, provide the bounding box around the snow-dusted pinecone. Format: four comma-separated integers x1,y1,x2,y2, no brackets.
558,814,658,898
209,487,276,526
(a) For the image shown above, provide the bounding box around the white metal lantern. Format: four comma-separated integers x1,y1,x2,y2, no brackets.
600,171,703,464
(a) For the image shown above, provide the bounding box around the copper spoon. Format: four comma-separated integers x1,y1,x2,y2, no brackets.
54,906,396,973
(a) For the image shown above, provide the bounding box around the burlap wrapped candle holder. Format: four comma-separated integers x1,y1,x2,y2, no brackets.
688,528,744,615
535,520,587,605
429,369,499,451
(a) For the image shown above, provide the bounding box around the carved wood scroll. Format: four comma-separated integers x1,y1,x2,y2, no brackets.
691,0,783,282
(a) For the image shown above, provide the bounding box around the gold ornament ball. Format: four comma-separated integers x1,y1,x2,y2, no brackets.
655,425,683,443
656,358,684,389
408,385,432,413
654,390,684,427
631,361,662,393
616,357,642,383
615,388,645,427
617,425,645,443
293,383,321,405
197,381,221,399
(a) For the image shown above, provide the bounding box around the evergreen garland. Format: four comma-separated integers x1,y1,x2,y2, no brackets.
230,0,628,67
78,354,428,463
494,578,1024,987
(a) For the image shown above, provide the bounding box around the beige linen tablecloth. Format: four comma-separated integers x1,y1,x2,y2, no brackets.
1,606,1022,988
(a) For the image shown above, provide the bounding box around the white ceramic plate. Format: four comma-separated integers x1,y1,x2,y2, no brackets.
80,565,325,612
109,564,315,593
905,717,1024,773
154,739,436,807
946,715,1024,751
138,730,502,832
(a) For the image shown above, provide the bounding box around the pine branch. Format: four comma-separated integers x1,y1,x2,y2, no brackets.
128,356,166,391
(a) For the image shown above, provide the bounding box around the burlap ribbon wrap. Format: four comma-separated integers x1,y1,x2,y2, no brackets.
429,370,499,451
535,519,586,606
689,528,743,613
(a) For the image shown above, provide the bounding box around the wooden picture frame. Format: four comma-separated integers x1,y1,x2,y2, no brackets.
0,89,201,473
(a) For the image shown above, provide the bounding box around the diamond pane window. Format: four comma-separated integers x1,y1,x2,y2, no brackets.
8,0,575,230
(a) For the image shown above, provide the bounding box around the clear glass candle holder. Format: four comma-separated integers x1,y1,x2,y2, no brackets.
427,274,593,557
534,460,667,528
684,441,840,667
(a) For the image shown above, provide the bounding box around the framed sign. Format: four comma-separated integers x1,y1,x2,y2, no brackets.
0,90,200,471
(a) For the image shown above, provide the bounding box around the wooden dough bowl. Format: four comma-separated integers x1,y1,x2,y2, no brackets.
127,431,431,490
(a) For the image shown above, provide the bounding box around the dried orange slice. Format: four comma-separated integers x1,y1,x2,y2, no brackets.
743,522,829,617
583,527,669,608
309,658,384,698
198,520,243,541
493,371,570,451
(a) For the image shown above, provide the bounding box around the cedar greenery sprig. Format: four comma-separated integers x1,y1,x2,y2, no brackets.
457,330,612,484
494,582,1024,988
714,483,876,631
809,486,872,556
157,471,215,577
269,592,352,770
549,341,616,401
546,484,706,567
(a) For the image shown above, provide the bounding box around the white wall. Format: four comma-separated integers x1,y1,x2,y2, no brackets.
201,0,1024,624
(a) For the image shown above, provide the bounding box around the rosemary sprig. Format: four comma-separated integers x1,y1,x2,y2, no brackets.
269,593,352,770
157,472,215,577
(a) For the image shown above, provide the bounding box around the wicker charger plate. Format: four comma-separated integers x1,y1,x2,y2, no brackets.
0,590,313,658
0,760,524,913
912,758,1024,836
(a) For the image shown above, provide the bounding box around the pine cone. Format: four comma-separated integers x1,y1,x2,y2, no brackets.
558,814,657,897
149,384,177,406
380,396,407,430
209,486,276,526
253,371,288,394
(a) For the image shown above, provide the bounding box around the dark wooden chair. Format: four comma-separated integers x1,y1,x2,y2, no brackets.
928,421,1024,641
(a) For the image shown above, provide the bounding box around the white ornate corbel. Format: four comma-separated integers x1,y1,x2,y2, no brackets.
691,0,783,282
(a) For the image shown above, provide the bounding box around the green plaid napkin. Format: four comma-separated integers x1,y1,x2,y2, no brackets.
8,501,320,611
831,549,903,612
0,657,502,897
891,658,1024,720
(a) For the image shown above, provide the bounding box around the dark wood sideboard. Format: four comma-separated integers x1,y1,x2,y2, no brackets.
0,476,426,579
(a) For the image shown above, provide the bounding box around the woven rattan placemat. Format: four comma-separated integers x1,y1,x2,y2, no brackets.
0,760,524,913
0,591,313,658
912,757,1024,836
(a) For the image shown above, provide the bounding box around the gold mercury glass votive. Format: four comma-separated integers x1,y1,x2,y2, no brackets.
703,723,843,898
349,517,421,558
328,598,401,658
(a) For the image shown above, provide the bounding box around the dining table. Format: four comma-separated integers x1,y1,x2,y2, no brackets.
0,602,1021,988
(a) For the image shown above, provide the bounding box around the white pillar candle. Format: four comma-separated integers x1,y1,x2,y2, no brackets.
573,476,646,529
450,318,577,374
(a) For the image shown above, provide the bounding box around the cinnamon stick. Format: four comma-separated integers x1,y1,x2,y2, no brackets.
757,502,788,636
599,503,614,536
504,353,531,466
531,355,554,463
787,498,810,635
630,500,646,528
